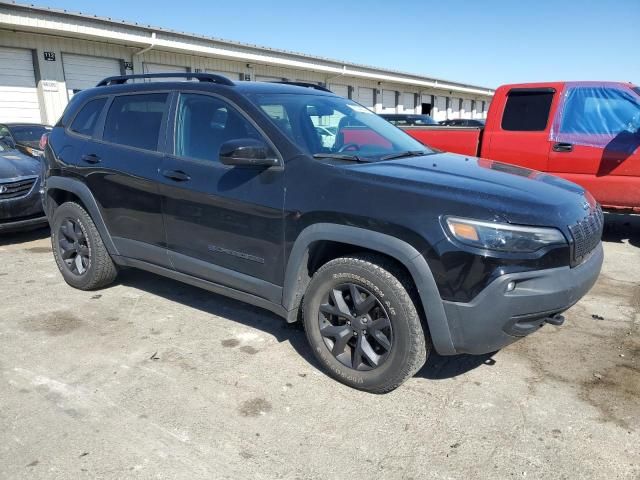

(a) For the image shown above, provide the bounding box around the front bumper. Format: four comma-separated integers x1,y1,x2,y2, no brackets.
0,177,47,233
440,243,603,355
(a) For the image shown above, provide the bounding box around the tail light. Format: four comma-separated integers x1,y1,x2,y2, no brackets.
39,133,49,151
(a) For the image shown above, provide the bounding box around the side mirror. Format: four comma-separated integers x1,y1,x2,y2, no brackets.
220,138,279,167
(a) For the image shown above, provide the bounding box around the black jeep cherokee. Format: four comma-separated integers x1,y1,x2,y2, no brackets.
42,73,603,392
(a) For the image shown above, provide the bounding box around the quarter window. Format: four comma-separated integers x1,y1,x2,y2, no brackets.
103,93,168,150
70,98,107,136
175,93,265,162
502,90,554,131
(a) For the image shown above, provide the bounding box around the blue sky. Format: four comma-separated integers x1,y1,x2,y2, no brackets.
34,0,639,88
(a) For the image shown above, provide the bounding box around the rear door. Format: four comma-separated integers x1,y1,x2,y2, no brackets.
159,91,285,299
482,88,557,170
80,92,171,266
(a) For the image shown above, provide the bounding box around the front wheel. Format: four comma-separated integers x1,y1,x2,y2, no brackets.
302,254,430,393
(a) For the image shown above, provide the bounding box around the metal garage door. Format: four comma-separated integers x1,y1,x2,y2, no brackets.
63,53,122,98
329,84,349,98
433,96,447,121
402,92,415,113
381,90,396,112
0,47,41,123
143,63,188,81
462,99,472,119
357,87,374,109
450,97,461,119
206,70,241,82
255,75,285,82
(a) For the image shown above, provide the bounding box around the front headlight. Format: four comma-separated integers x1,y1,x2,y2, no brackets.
444,216,566,253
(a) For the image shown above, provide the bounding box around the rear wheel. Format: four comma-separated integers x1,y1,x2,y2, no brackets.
51,201,117,290
303,254,430,393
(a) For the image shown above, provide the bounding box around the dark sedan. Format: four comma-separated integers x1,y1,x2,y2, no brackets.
438,118,485,127
0,123,52,158
0,142,47,232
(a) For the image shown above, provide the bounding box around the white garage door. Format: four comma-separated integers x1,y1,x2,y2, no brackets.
329,84,349,98
381,90,396,112
450,97,460,119
433,96,447,121
402,92,415,113
143,63,188,81
461,99,472,119
0,47,41,123
63,53,121,98
357,87,374,108
255,75,285,82
206,70,240,82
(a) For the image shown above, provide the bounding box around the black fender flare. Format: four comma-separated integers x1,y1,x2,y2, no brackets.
282,223,456,355
44,177,119,256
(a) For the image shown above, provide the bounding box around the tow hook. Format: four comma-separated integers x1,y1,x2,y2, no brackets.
545,314,565,326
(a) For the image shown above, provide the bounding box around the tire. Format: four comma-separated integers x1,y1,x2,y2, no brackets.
51,201,117,290
302,254,430,393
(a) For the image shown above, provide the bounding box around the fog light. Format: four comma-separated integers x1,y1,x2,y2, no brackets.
506,281,516,292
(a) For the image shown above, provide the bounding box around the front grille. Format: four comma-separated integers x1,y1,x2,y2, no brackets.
0,176,37,200
569,205,603,266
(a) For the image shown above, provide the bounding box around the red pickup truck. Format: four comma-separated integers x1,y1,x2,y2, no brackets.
400,82,640,212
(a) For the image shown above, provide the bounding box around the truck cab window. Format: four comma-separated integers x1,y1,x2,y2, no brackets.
502,90,554,131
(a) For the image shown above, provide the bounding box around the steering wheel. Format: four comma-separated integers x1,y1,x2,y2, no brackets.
338,143,361,153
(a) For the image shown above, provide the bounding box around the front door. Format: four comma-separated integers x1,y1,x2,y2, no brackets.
159,92,285,302
547,84,640,208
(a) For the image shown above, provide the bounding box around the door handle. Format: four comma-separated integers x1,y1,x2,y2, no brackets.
162,169,191,182
81,153,101,164
552,142,573,152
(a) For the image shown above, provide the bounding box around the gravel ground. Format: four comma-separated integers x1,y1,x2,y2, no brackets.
0,214,638,479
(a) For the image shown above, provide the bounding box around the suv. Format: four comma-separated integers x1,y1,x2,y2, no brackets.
42,73,603,392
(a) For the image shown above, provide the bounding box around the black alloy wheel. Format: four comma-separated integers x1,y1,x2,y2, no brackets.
57,217,90,275
318,283,393,371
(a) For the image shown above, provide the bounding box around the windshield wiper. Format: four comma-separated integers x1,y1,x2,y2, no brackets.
380,150,430,161
312,153,367,162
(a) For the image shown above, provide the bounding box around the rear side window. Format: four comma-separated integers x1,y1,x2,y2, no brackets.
502,90,554,131
103,93,168,150
70,98,107,136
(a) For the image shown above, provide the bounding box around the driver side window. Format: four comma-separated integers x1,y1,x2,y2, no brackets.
175,93,264,162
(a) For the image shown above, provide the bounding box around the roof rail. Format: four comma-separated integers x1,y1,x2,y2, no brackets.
96,72,235,87
270,81,332,93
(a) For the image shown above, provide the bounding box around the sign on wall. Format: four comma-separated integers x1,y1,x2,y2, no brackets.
43,51,56,61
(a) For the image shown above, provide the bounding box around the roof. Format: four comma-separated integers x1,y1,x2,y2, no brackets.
0,0,494,96
86,78,338,96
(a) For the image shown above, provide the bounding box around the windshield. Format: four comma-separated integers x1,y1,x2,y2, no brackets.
248,93,434,160
10,125,51,143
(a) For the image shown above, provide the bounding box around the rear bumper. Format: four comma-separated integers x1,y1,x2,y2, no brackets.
439,243,603,355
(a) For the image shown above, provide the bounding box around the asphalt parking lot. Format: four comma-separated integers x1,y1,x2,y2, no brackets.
0,215,638,480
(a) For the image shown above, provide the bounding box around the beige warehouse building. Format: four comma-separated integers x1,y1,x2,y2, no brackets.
0,1,494,125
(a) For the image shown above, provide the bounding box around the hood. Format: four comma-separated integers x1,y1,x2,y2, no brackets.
0,149,41,179
347,152,592,229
